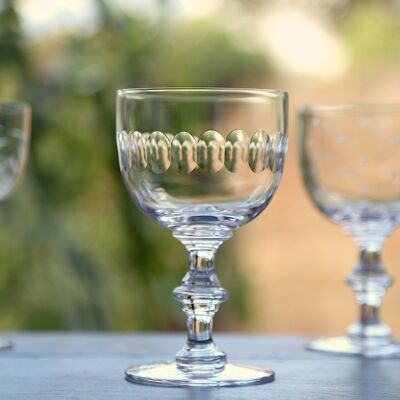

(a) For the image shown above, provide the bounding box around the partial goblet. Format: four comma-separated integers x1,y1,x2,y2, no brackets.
299,104,400,357
0,101,31,349
117,88,288,387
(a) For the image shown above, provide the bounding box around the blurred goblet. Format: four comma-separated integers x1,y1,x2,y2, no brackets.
299,104,400,357
117,88,288,387
0,101,31,349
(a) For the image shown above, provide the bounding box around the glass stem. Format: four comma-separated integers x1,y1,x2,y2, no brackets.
173,227,231,374
346,246,393,343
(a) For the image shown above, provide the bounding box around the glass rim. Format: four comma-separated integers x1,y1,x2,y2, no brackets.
117,87,287,99
299,103,400,117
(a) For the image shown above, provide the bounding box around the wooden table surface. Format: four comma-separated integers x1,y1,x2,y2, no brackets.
1,333,399,399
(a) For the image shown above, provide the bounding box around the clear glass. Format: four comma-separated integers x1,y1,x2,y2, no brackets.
116,87,288,387
0,101,31,349
299,104,400,358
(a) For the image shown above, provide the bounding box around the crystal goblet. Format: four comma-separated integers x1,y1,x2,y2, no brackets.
299,104,400,357
116,88,288,387
0,101,31,349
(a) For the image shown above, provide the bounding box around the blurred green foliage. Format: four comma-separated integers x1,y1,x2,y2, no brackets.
341,1,400,67
0,0,268,330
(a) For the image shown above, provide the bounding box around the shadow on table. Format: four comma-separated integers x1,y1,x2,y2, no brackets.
349,357,398,400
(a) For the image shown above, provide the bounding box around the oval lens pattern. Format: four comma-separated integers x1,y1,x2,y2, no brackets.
118,129,285,174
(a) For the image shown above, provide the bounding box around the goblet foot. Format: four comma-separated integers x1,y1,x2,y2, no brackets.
125,362,274,387
307,336,400,358
0,339,12,350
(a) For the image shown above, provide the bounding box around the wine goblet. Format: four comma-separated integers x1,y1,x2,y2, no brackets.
0,101,31,349
116,88,288,387
299,104,400,357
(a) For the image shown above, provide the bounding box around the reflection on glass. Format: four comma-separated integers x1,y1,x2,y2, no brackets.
299,104,400,357
117,88,288,387
0,101,31,349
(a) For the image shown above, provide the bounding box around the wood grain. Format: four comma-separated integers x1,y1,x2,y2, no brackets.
0,333,399,399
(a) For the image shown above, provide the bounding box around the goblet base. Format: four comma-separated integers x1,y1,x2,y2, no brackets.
0,339,12,350
307,336,400,358
125,361,274,387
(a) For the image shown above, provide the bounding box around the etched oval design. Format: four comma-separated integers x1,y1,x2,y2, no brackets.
0,127,25,199
269,132,286,173
225,129,249,172
249,130,270,173
171,132,197,173
146,131,171,173
197,130,225,172
117,130,130,171
129,130,147,171
165,132,175,143
118,129,286,174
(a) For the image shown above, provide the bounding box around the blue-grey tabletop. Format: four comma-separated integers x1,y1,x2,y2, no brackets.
0,333,399,399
